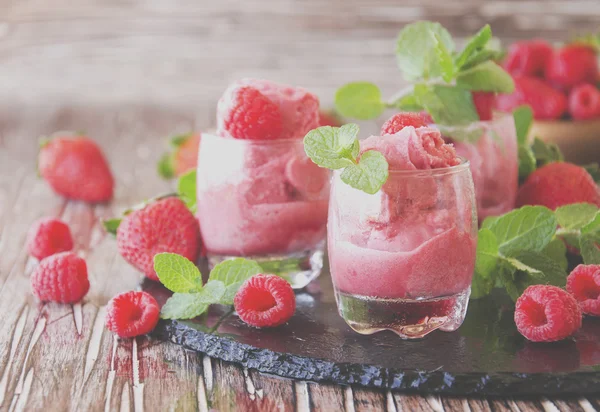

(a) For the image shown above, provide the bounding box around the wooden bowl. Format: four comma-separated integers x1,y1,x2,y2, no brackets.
529,118,600,164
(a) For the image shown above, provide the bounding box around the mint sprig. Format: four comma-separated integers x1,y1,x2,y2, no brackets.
304,124,389,194
554,203,600,264
335,21,514,135
154,254,264,319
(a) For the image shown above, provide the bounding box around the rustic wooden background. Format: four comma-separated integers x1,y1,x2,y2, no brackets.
1,1,600,411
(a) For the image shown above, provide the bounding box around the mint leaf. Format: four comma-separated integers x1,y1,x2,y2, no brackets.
396,21,454,81
555,203,599,230
437,124,485,144
581,233,600,264
531,138,563,166
582,212,600,234
304,125,359,169
456,61,515,93
455,24,492,69
154,253,203,293
340,150,389,195
481,216,499,229
471,228,499,299
209,258,263,305
414,84,479,125
177,170,197,212
434,33,456,82
486,206,557,256
103,218,121,236
542,238,568,271
583,163,600,183
513,105,533,146
157,153,175,179
335,82,386,120
161,293,209,319
504,251,567,297
518,145,536,180
393,93,424,112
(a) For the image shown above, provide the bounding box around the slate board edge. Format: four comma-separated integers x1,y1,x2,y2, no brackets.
152,319,600,396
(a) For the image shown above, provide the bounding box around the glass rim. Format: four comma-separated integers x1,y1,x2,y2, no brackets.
333,157,471,178
201,132,303,146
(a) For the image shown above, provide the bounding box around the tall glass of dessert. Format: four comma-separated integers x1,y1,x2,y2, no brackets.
196,79,330,289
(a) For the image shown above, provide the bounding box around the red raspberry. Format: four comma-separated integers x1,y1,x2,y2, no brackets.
380,112,430,135
566,264,600,316
472,91,495,121
234,274,295,328
503,40,553,77
219,86,283,140
496,76,567,120
105,291,160,338
30,252,89,303
546,45,599,91
27,217,74,260
38,133,114,203
117,197,200,281
515,285,582,342
516,162,600,209
568,84,600,121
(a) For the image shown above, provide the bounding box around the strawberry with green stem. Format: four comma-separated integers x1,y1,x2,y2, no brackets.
158,133,201,179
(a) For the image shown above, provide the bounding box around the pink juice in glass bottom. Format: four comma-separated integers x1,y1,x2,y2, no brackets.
328,126,478,338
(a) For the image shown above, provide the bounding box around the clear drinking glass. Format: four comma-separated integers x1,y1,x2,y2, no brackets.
196,134,330,289
448,114,518,221
328,159,477,339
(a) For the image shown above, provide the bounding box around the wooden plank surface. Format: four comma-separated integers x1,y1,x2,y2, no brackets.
1,0,599,410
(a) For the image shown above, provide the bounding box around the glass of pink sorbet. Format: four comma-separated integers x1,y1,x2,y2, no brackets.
196,79,330,289
328,126,478,339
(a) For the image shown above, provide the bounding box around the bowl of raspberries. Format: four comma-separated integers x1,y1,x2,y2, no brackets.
495,38,600,164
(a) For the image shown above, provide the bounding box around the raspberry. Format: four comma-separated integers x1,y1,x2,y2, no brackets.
218,86,283,140
27,217,74,260
514,285,582,342
516,162,600,210
546,45,598,91
566,264,600,316
30,252,89,303
472,91,495,121
568,84,600,121
234,274,295,328
503,40,553,77
105,291,160,338
38,133,114,203
496,76,567,120
117,197,200,281
380,112,430,135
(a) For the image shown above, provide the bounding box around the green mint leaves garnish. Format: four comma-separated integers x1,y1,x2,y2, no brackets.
473,203,600,301
154,254,263,319
335,21,514,130
303,124,389,194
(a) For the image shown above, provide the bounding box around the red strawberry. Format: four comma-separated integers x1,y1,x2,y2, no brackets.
472,92,496,121
568,84,600,121
38,133,114,203
218,86,283,140
516,162,600,209
503,40,553,77
158,133,201,179
546,45,598,91
116,197,200,281
496,76,567,120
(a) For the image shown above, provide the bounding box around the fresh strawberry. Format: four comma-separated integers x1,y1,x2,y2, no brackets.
472,92,496,121
116,197,200,281
545,44,598,91
516,162,600,209
503,40,553,77
157,133,201,179
318,110,343,127
568,84,600,120
496,76,567,120
38,133,114,203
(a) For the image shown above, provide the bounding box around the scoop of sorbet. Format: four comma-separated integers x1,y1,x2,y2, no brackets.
360,126,460,170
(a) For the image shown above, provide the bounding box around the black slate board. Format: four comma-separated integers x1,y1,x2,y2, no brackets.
146,262,600,396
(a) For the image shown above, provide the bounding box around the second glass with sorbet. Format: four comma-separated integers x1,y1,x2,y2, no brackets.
328,126,478,339
197,79,330,288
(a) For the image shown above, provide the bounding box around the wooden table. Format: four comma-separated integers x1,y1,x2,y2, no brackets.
2,1,600,410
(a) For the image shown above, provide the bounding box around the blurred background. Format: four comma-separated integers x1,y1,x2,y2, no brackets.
1,0,599,131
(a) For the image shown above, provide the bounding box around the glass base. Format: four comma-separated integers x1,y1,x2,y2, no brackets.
334,287,471,339
207,245,324,290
